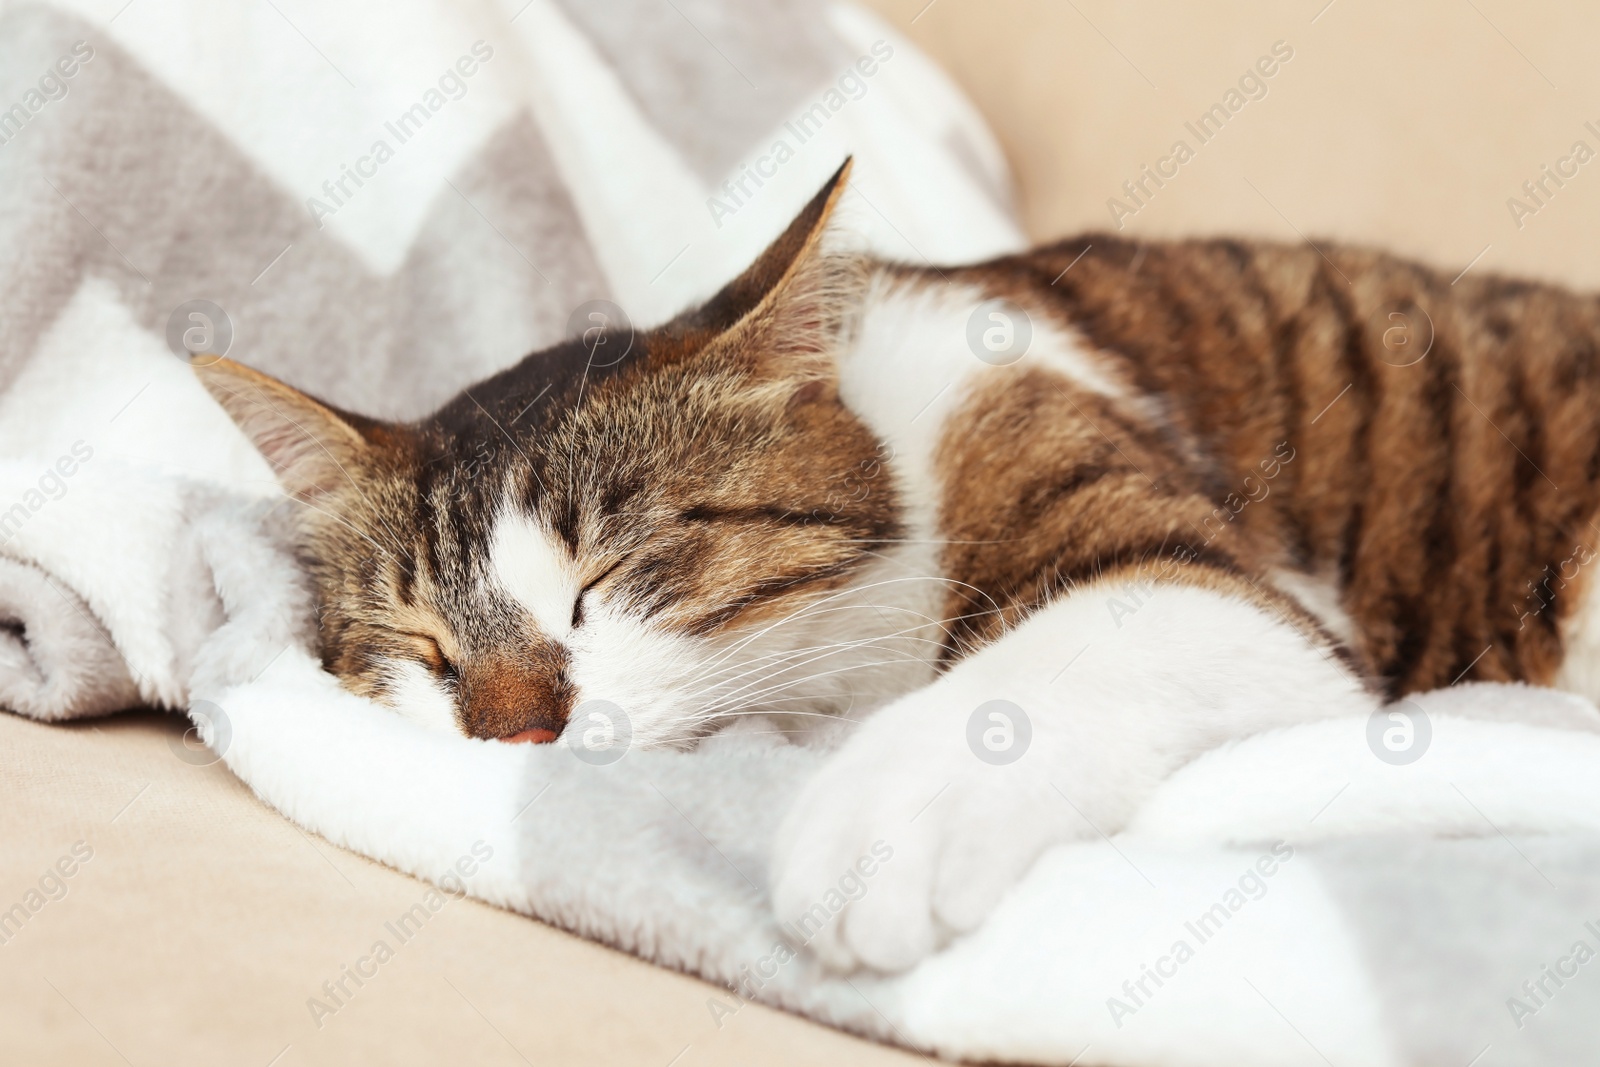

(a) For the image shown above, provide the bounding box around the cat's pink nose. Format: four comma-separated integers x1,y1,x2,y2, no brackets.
502,727,558,744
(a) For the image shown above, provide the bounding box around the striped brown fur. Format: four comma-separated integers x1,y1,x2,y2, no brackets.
945,235,1600,697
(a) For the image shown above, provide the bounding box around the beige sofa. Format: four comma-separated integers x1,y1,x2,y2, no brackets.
890,0,1600,288
6,2,1596,1063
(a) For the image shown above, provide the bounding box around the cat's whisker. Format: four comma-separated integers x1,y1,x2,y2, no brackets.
681,606,951,692
689,573,988,675
682,642,852,696
698,655,923,715
712,707,861,720
681,618,956,700
681,600,904,681
689,648,917,714
856,550,1009,620
683,634,950,709
674,598,1009,705
722,594,994,655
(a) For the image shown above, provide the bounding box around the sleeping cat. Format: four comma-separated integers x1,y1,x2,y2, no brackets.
197,160,1600,974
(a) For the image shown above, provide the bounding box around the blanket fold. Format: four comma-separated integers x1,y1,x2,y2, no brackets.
0,554,137,721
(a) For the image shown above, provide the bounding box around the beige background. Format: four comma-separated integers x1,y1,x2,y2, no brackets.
8,2,1597,1065
872,0,1600,288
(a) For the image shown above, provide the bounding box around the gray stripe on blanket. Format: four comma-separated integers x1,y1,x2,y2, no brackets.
552,0,845,182
1310,836,1600,1066
0,6,607,418
504,741,906,1045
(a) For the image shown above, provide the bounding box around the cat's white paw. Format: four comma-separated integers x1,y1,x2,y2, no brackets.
768,689,1077,973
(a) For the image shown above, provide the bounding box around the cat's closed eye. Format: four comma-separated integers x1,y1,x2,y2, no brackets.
573,558,628,628
402,632,456,680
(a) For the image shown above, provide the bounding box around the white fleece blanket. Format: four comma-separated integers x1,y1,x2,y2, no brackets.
4,2,1600,1064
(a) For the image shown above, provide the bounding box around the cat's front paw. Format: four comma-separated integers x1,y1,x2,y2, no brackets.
768,690,1073,973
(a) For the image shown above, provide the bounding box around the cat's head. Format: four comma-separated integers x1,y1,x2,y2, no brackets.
197,163,915,748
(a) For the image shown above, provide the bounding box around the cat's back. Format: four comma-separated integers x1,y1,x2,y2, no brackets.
933,234,1600,696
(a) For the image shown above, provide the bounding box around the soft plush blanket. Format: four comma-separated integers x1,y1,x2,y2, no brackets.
3,2,1599,1065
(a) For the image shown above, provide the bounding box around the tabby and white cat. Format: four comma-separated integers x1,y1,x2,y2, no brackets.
198,161,1600,973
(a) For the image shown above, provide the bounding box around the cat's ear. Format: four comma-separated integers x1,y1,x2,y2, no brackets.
193,357,391,499
690,158,860,375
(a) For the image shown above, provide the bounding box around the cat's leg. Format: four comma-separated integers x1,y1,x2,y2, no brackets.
768,569,1376,973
